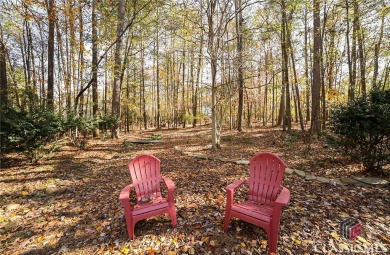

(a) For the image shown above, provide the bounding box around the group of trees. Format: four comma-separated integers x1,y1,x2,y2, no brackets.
0,0,389,149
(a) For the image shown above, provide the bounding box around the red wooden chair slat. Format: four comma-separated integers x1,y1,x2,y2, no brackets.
224,152,290,253
119,154,177,239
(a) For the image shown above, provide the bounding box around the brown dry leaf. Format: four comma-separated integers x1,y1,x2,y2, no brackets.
201,236,209,243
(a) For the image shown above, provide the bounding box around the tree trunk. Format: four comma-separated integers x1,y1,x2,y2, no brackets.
111,0,125,138
207,0,221,149
46,0,55,110
304,6,310,122
156,10,161,129
311,0,322,134
235,0,244,132
140,38,147,130
0,39,7,106
92,0,99,136
287,25,305,132
281,0,291,131
372,7,385,88
193,34,203,127
354,1,366,97
78,0,85,117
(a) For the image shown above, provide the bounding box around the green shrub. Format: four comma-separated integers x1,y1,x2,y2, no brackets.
0,106,65,162
330,89,390,173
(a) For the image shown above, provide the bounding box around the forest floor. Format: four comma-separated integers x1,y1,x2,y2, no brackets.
1,124,389,255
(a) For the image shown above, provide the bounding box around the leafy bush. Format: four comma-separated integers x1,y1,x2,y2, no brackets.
330,89,390,173
98,115,118,135
0,106,65,162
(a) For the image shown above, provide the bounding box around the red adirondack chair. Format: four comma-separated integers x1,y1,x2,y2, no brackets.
119,154,177,239
224,153,290,253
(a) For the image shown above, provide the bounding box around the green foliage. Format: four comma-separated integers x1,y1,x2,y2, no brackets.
149,134,161,140
330,89,390,173
98,115,118,134
0,106,65,162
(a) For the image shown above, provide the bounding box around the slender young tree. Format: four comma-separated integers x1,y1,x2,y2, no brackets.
0,39,7,106
235,0,244,132
311,0,322,134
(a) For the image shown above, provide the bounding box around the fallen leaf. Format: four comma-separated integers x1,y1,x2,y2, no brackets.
120,247,130,254
331,232,340,240
37,235,44,243
339,243,349,251
357,236,368,244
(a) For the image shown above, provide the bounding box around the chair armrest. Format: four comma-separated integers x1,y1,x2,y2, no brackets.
275,186,290,207
119,184,133,203
226,179,247,192
225,179,247,209
162,177,176,203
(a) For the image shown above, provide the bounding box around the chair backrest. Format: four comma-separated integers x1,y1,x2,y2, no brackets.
128,154,161,203
248,153,286,206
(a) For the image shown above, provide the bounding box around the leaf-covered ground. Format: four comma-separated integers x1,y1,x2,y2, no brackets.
1,125,389,254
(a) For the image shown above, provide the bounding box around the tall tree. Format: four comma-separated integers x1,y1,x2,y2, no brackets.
156,8,161,129
111,0,125,138
92,0,98,136
0,39,7,106
78,0,85,117
280,0,291,131
372,3,386,88
311,0,322,134
205,0,228,149
46,0,55,110
354,0,366,97
235,0,244,132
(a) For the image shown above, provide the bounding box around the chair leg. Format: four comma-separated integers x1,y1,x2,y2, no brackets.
123,206,135,239
224,210,231,232
169,203,177,226
268,226,279,253
127,223,135,240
